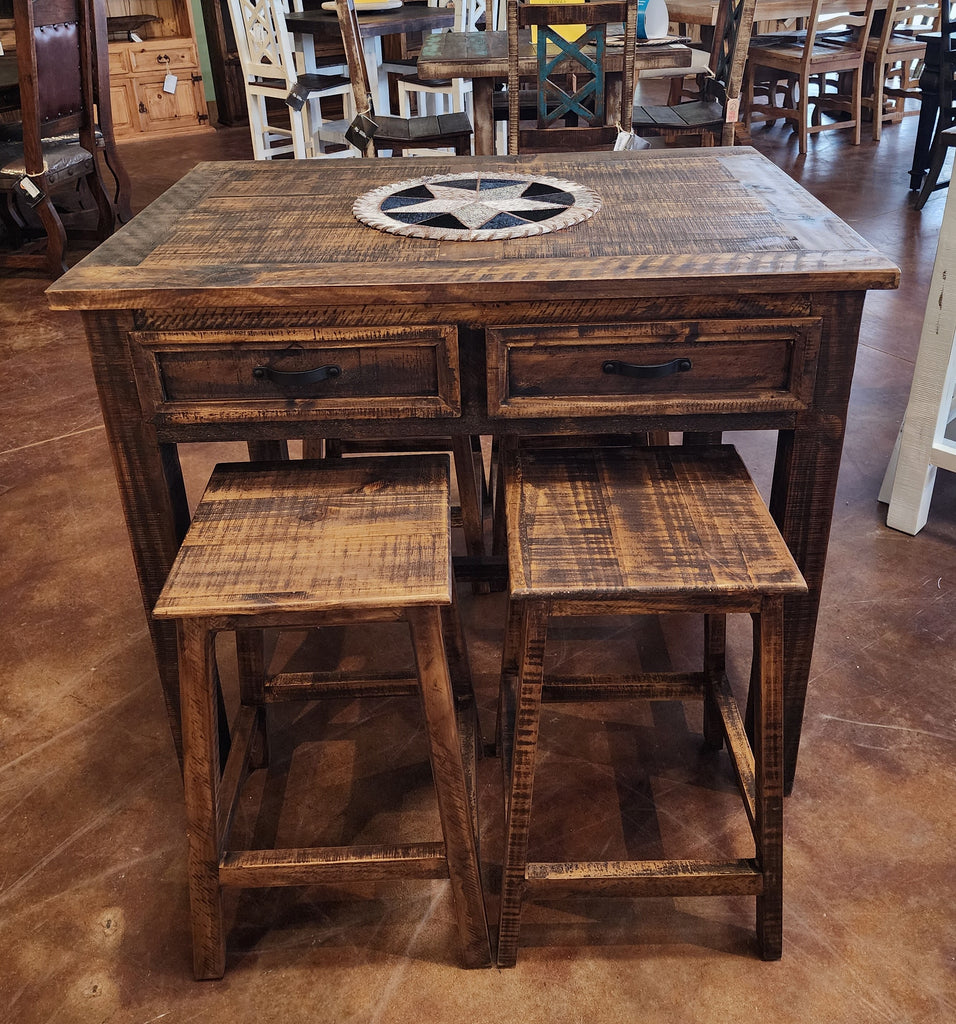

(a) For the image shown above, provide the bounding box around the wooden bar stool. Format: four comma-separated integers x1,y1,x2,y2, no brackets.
496,445,807,966
153,455,491,979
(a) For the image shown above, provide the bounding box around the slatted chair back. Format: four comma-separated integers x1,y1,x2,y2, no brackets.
863,0,938,140
0,0,116,276
632,0,756,147
226,0,352,158
744,0,877,154
506,0,638,154
334,0,472,156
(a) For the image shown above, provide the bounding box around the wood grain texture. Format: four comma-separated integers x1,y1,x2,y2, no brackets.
154,455,453,618
504,445,808,600
494,444,798,965
164,454,492,974
55,150,898,794
48,150,899,309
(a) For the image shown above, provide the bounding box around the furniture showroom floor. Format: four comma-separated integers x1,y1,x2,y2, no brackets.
1,107,953,1022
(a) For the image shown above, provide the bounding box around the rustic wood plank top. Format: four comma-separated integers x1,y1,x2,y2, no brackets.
153,455,453,618
504,445,808,600
47,149,899,309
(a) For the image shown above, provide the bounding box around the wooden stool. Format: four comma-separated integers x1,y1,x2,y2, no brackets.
496,445,807,966
154,455,491,978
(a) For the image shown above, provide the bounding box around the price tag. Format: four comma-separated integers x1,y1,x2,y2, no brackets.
345,112,379,152
163,73,178,95
614,129,650,152
16,176,44,207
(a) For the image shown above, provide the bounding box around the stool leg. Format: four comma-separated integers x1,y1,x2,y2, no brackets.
406,605,492,968
703,613,726,750
497,599,549,968
753,598,784,960
178,618,226,980
235,629,269,769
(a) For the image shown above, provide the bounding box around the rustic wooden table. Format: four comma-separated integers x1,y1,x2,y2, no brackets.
48,148,899,794
417,30,692,154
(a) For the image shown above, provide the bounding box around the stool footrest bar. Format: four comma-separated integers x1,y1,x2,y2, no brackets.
219,842,450,888
524,858,764,898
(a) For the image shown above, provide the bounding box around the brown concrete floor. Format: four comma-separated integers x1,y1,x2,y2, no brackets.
1,110,955,1023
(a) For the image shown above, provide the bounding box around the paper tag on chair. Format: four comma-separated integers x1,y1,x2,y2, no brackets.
725,97,740,123
345,113,379,152
286,83,310,111
614,129,651,152
15,176,44,208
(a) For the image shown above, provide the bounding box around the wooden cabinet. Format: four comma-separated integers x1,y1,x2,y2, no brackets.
106,0,211,138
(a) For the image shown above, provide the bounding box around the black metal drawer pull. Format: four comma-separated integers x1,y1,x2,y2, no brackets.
253,363,342,385
602,357,692,379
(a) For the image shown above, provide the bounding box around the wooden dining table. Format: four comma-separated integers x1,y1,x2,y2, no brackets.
48,147,898,795
417,30,692,154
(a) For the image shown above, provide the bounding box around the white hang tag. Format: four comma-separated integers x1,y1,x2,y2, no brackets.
725,97,740,122
163,73,178,95
614,129,650,152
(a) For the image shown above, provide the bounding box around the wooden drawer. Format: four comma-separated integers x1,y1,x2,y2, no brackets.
487,318,822,418
126,41,200,73
131,325,461,424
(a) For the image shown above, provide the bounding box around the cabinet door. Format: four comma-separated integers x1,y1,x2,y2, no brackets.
132,74,208,133
109,80,141,138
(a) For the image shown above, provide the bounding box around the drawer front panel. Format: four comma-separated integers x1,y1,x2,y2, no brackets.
131,326,461,423
127,42,200,73
488,319,822,418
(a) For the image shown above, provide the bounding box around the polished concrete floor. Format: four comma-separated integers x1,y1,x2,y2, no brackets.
1,109,955,1023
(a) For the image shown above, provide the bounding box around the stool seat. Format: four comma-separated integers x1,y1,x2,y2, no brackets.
497,444,806,966
155,455,491,978
154,457,453,619
505,445,807,602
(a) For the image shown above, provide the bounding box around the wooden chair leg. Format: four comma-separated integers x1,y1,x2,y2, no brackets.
178,618,227,981
406,605,492,968
33,194,69,277
754,597,784,961
235,628,269,769
497,599,549,968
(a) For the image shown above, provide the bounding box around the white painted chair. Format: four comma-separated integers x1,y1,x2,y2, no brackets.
226,0,355,159
396,0,489,119
880,182,956,533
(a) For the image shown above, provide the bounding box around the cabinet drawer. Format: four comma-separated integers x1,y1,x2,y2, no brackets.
127,42,199,73
131,326,461,424
487,318,822,418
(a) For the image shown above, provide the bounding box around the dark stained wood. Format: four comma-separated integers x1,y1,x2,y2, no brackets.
495,445,803,965
155,455,492,978
49,149,899,796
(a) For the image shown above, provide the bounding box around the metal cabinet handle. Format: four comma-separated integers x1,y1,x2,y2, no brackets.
602,357,692,379
253,363,342,385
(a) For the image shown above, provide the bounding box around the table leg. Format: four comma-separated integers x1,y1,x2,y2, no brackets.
767,293,867,795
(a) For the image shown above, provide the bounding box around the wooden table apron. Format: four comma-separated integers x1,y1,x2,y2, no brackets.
417,30,693,156
47,149,899,795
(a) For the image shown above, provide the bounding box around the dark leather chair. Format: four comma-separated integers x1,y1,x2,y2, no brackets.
0,0,125,276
